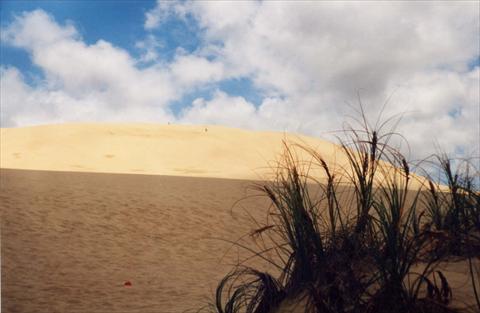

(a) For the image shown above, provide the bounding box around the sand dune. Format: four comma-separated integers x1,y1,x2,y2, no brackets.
2,123,434,192
4,123,469,313
1,123,344,180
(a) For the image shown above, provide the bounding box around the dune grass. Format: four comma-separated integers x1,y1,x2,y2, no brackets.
205,111,479,313
422,156,480,257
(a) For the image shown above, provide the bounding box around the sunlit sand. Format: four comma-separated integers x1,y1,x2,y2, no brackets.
1,123,343,180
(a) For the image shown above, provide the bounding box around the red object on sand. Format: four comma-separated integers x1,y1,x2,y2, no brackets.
124,281,132,287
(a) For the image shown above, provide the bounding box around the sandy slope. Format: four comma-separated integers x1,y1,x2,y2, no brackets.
1,169,273,313
1,123,345,180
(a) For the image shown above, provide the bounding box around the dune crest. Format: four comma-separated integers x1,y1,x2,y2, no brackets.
1,123,344,180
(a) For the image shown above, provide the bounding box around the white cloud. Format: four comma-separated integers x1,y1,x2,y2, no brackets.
135,34,163,63
144,0,187,30
145,1,480,159
180,1,478,100
1,10,179,126
0,9,231,127
1,9,78,49
0,65,174,126
170,55,224,87
179,91,260,128
383,68,480,158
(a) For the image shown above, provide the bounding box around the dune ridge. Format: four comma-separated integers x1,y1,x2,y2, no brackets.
1,123,345,180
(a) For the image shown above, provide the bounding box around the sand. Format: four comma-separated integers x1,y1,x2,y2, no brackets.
1,123,432,190
1,169,274,313
2,169,477,313
0,123,344,181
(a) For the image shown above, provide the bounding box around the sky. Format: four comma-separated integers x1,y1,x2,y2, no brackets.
1,0,479,163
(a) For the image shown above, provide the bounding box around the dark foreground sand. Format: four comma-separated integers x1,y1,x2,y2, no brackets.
1,169,477,313
1,169,273,313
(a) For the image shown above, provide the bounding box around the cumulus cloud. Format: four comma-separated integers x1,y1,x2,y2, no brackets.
179,91,260,128
135,34,163,63
1,10,179,125
146,0,480,158
1,9,78,48
383,68,480,159
170,55,224,87
1,9,230,127
144,0,188,30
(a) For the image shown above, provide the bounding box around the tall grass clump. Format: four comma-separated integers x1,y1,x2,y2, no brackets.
422,155,480,257
422,155,480,311
208,107,475,313
213,143,372,313
257,146,369,312
366,158,453,312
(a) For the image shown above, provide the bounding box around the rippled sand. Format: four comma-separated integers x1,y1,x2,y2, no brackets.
1,169,272,313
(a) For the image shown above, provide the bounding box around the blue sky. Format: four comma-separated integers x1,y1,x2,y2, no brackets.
1,1,198,82
1,0,479,160
1,0,264,113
